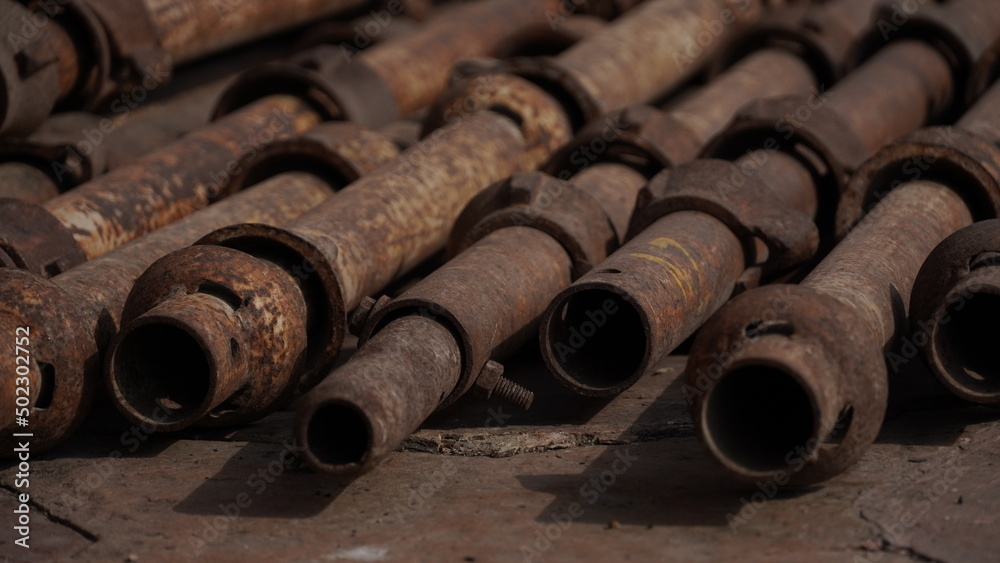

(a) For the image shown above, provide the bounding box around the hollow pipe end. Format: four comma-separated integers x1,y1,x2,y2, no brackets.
687,284,886,486
539,278,652,397
108,243,313,430
107,307,235,433
911,223,1000,404
925,274,1000,404
295,395,377,477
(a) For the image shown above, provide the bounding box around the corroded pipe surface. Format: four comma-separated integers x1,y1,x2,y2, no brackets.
0,95,321,278
106,83,570,433
685,74,1000,485
0,173,333,450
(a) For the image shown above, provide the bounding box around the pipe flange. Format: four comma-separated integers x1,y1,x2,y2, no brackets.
197,224,345,394
0,198,86,277
448,171,616,279
542,104,702,181
629,159,819,278
860,0,1000,109
0,0,61,136
700,94,866,235
212,49,398,128
227,122,399,192
837,127,1000,237
112,244,309,427
77,0,171,108
687,284,887,486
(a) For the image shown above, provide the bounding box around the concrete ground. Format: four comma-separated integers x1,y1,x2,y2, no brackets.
2,341,998,562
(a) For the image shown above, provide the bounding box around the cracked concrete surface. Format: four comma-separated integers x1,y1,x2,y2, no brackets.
0,345,997,562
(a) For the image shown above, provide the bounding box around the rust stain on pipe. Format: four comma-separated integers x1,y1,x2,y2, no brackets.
0,173,333,451
669,48,815,146
106,80,570,433
0,95,320,278
142,0,369,64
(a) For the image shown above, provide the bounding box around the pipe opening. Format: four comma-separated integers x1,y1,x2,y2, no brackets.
34,362,54,409
113,323,212,424
547,288,646,391
704,366,817,473
937,291,1000,392
306,402,371,468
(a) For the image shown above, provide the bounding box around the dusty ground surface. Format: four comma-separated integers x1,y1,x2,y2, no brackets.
1,340,998,562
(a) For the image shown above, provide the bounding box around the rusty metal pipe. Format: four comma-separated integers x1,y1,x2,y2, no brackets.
0,95,321,278
543,0,764,119
105,0,759,438
142,0,370,65
668,49,816,146
295,23,825,474
910,220,1000,404
822,41,954,157
0,173,334,451
300,315,461,471
0,75,224,204
541,24,966,398
685,71,1000,484
215,0,592,127
0,0,370,136
107,86,570,432
906,83,1000,405
544,210,745,395
299,227,568,473
691,182,972,485
0,163,60,204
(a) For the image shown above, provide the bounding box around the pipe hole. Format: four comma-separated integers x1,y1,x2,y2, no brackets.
743,320,794,339
197,281,242,311
937,292,1000,390
307,403,371,467
546,288,646,390
34,362,54,409
113,323,211,424
704,366,817,473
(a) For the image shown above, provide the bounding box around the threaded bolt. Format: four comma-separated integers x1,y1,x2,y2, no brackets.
493,376,534,410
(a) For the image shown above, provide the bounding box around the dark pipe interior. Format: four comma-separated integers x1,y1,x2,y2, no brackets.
938,292,1000,393
704,366,817,473
547,288,646,390
113,323,211,424
306,402,371,468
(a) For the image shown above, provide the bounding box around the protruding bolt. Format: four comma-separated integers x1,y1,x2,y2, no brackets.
348,294,391,336
472,359,534,410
